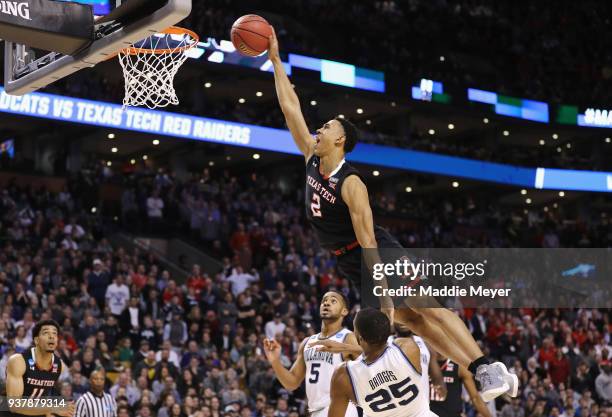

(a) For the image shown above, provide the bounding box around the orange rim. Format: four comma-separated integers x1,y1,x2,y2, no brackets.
119,26,199,55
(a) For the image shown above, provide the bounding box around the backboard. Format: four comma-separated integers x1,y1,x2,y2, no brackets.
3,0,191,96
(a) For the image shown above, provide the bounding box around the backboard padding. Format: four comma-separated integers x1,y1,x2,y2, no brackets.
4,0,191,96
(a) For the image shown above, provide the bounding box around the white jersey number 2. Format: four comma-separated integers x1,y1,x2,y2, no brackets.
311,194,322,217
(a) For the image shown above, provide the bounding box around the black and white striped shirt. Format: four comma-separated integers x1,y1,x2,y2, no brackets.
75,391,117,417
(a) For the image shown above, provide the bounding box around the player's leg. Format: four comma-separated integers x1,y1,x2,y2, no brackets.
395,305,517,401
394,307,474,368
371,229,517,401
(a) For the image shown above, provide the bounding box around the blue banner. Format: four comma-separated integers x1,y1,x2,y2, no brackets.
1,88,610,192
0,87,301,155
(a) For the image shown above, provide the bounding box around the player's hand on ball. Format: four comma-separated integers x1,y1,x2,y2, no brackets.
263,338,281,362
267,26,280,62
56,401,76,417
307,340,345,353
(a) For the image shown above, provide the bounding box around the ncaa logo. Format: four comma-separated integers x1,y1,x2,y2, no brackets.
28,358,35,370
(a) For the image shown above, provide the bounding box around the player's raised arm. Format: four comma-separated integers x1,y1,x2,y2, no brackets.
268,27,314,161
5,355,74,417
263,338,307,391
328,364,353,417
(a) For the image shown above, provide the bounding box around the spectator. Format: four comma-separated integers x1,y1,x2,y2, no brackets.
120,296,142,339
88,259,110,308
264,313,286,340
502,398,526,417
163,313,188,348
110,373,141,406
595,361,612,404
155,341,180,369
221,380,248,407
63,217,85,239
105,275,130,317
226,267,258,297
147,189,164,232
550,350,571,386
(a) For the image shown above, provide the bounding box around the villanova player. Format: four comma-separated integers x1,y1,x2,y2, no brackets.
3,320,75,417
329,308,434,417
267,27,517,402
263,291,359,417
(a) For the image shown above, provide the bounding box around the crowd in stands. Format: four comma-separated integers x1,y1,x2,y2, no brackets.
187,0,612,106
0,164,611,417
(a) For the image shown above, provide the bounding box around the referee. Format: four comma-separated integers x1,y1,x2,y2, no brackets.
76,369,117,417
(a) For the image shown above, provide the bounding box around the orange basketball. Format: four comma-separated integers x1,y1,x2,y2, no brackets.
231,14,273,57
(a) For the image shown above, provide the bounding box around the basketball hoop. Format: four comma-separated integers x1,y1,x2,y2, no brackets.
118,26,199,109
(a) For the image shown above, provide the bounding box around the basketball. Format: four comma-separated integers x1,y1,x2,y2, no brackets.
231,14,272,57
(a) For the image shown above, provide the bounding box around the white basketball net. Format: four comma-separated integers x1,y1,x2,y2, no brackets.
118,28,198,109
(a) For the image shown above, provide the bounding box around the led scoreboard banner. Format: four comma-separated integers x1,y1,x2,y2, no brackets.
467,88,549,123
411,79,451,103
557,105,612,128
187,37,385,93
1,87,610,192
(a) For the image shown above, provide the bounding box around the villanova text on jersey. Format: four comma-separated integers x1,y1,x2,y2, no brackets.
303,328,355,414
304,346,334,365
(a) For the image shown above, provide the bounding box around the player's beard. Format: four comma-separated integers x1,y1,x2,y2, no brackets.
321,313,341,322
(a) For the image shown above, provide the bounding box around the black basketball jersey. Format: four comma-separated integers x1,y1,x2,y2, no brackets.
1,348,62,417
305,155,363,251
20,347,62,397
430,359,463,417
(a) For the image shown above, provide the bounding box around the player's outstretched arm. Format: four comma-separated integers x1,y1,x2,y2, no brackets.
328,364,353,417
6,355,75,417
263,338,306,391
308,332,362,360
459,365,492,417
268,27,314,161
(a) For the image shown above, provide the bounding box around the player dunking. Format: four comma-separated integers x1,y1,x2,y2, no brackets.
3,320,75,417
267,27,517,402
262,291,360,417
